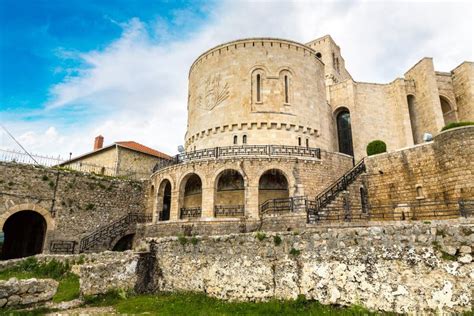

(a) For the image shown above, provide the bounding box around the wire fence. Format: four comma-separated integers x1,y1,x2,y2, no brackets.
0,148,150,180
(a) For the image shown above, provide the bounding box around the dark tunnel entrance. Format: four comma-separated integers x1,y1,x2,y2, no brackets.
1,211,46,260
112,234,135,252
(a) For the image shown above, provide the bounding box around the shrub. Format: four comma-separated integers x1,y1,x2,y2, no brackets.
289,248,301,256
366,140,387,156
273,235,282,246
441,121,474,131
41,175,49,181
255,232,266,241
190,236,199,245
85,203,95,210
178,235,187,245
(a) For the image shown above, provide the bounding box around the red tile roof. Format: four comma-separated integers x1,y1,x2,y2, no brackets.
115,141,172,160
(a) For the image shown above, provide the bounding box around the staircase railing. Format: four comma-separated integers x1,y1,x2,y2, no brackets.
315,159,366,211
79,212,151,252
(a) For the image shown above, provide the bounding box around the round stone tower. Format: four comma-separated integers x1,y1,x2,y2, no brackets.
185,38,331,151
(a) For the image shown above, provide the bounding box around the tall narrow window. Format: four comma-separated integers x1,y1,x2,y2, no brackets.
305,139,309,148
256,74,261,102
242,135,247,144
336,109,354,156
298,137,301,146
233,135,238,145
284,75,289,103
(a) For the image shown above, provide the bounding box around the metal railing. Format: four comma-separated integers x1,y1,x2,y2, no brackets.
315,159,366,211
180,207,202,219
260,196,308,216
214,205,245,217
79,212,152,252
49,240,77,254
153,145,321,172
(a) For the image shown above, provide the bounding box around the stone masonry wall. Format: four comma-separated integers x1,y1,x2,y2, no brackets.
143,219,474,314
0,278,58,308
0,162,148,253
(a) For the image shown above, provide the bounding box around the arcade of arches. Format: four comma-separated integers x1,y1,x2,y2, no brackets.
1,210,46,260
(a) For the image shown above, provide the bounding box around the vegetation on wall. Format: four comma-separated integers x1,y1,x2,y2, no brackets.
366,140,387,156
441,121,474,131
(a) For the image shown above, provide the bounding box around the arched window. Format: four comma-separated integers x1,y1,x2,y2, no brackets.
242,135,247,144
305,138,309,148
336,109,354,156
256,74,262,102
233,135,238,145
284,75,289,103
298,137,302,146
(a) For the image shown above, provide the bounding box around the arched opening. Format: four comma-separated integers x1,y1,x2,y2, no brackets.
440,96,456,124
336,109,354,156
258,169,289,206
215,170,245,217
256,74,262,102
407,95,420,144
233,135,238,145
1,211,46,260
180,174,202,219
112,234,135,252
158,180,171,221
242,135,247,144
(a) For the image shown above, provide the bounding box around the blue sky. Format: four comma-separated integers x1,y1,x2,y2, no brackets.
0,0,473,157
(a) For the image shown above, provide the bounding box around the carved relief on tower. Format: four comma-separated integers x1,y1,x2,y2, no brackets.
197,74,230,111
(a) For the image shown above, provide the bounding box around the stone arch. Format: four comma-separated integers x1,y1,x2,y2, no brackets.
439,95,457,124
112,233,135,252
406,95,420,144
258,168,290,206
334,107,354,156
214,168,246,217
250,67,267,105
157,178,172,221
1,204,53,260
178,172,203,219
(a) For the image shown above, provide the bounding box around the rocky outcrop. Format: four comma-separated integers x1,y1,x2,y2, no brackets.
0,278,58,308
143,219,474,314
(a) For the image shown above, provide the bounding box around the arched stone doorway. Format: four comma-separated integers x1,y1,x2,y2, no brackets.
215,169,245,217
336,108,354,156
157,179,172,221
440,96,456,124
258,169,289,207
112,234,135,251
180,173,202,219
1,211,46,260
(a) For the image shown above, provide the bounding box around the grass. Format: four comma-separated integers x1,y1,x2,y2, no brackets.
85,291,386,316
0,257,80,303
441,121,474,131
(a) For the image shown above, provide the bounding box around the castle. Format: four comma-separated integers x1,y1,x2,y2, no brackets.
0,35,472,258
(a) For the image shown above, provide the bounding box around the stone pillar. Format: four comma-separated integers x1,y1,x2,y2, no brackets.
170,190,180,221
201,186,215,219
246,183,260,219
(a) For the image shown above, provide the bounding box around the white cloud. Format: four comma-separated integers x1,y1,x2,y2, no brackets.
4,0,473,159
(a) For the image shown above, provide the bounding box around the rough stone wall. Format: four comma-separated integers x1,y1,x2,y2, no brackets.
61,146,118,174
0,162,148,252
117,147,164,179
365,126,474,207
186,38,328,151
452,62,474,122
0,278,58,308
144,219,473,314
150,151,352,220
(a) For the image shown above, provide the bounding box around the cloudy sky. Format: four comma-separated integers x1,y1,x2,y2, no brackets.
0,0,473,158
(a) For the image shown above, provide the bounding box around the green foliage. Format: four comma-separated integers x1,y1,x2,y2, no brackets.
441,251,458,261
289,248,301,256
48,180,55,188
441,121,474,131
85,203,95,210
41,175,49,181
178,235,188,245
255,232,266,241
273,235,282,246
85,292,382,315
190,236,199,245
366,140,387,156
0,258,80,303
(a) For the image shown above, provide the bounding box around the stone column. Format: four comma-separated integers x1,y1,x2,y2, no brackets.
246,183,260,219
170,190,180,221
201,186,215,219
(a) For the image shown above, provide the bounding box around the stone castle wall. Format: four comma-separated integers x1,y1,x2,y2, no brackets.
0,162,148,252
365,126,474,207
142,219,474,314
452,62,474,122
186,38,330,151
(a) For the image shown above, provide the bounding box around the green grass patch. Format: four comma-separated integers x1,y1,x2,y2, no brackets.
0,257,80,303
255,232,266,241
441,121,474,131
273,235,282,246
85,292,384,316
